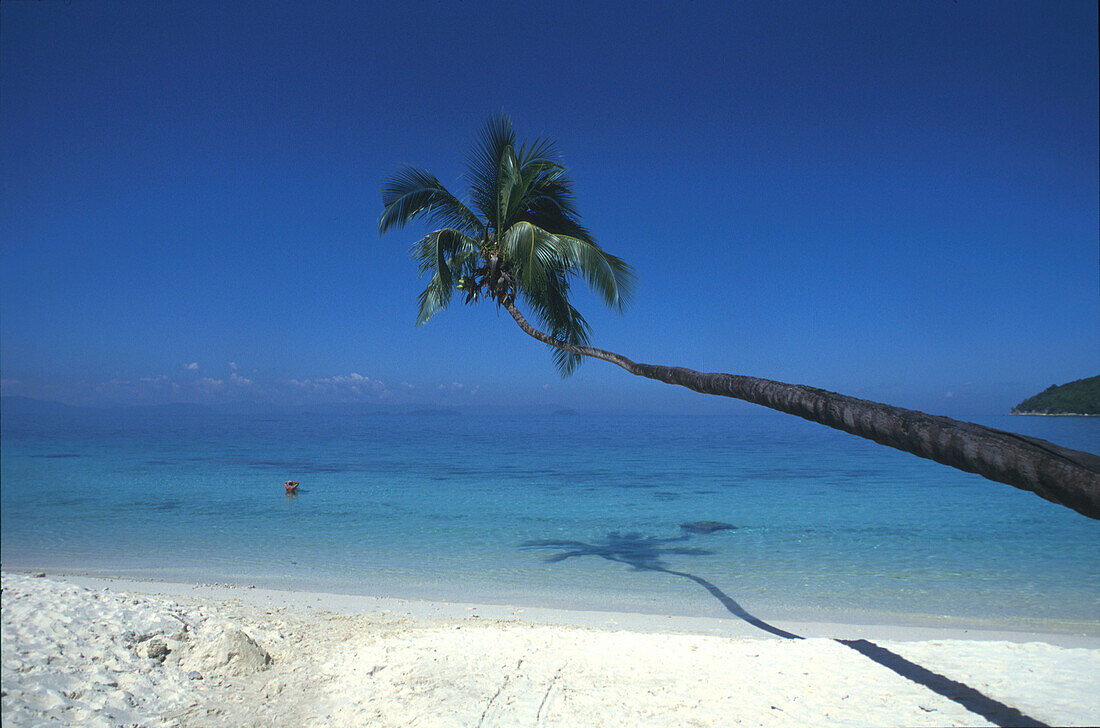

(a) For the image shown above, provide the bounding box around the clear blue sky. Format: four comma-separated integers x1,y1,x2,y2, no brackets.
2,0,1097,414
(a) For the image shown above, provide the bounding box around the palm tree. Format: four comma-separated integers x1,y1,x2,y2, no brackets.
379,114,1100,520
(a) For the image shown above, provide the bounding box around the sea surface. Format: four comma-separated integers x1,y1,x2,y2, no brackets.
3,406,1098,632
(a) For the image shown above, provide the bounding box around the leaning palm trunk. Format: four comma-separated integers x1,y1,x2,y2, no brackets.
379,115,1100,521
503,296,1100,520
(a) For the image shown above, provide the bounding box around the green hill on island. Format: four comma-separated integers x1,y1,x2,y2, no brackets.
1011,376,1100,415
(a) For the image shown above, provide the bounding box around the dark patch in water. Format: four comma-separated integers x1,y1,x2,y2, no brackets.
297,464,350,474
680,521,736,535
654,492,681,501
247,459,357,474
248,459,301,469
836,469,886,479
131,500,184,512
497,468,559,478
738,468,803,481
424,512,461,522
30,453,82,459
51,497,90,507
177,455,363,474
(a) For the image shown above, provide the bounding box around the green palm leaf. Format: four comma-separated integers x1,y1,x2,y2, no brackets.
415,272,452,326
465,114,516,227
520,267,591,375
554,234,635,310
380,166,483,235
499,221,564,292
410,228,478,325
496,144,523,234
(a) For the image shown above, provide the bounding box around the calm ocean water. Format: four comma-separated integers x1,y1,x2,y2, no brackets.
2,406,1098,631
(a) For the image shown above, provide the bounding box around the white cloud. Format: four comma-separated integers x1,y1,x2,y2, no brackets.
21,370,412,408
288,372,386,399
229,362,238,371
435,381,477,398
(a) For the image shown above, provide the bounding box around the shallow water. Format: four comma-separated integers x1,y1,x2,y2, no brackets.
3,408,1098,630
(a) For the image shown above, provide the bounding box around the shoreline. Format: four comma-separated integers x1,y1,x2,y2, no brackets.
7,567,1099,649
4,571,1099,727
1009,411,1098,417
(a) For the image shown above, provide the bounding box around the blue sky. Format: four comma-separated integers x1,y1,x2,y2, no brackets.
1,0,1096,414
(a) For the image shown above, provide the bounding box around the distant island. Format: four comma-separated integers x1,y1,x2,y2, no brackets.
1011,376,1100,416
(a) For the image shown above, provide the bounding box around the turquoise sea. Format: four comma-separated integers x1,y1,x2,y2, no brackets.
2,405,1098,631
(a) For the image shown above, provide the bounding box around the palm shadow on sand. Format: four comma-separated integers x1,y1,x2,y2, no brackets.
522,529,1045,728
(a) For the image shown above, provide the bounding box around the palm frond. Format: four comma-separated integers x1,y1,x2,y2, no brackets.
527,167,582,217
465,114,516,226
410,229,478,274
496,144,522,235
502,159,564,229
520,268,591,376
415,273,452,326
380,166,483,235
500,221,570,293
518,165,600,249
410,229,479,323
549,318,588,375
517,136,560,167
553,235,636,310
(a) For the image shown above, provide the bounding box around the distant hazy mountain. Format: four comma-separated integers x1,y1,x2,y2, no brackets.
1011,376,1100,416
0,397,230,425
1,396,86,417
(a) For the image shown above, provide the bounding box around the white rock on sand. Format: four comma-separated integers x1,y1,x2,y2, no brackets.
2,572,1098,727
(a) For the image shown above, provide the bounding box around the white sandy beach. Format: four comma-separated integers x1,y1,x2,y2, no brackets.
2,572,1098,727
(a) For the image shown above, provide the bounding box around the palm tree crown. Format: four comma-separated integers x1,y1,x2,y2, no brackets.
379,114,634,374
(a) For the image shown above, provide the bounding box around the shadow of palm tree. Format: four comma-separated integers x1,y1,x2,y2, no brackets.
525,531,801,639
528,531,708,568
522,529,1046,728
